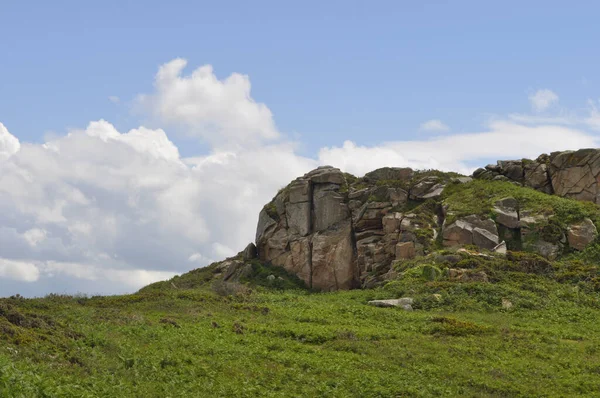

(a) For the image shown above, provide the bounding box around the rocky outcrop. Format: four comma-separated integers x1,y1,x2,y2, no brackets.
256,166,357,291
549,150,600,203
255,149,600,290
473,158,552,193
473,149,600,204
256,166,446,290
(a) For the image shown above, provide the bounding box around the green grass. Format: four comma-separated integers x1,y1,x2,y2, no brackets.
3,177,600,397
2,252,600,397
442,179,600,227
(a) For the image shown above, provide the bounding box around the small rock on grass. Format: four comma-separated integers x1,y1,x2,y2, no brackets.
368,298,414,311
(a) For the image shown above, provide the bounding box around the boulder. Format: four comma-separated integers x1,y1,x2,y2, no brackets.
567,218,598,251
395,241,415,260
382,212,403,234
442,219,473,247
495,197,519,209
223,261,253,282
368,298,414,310
472,228,499,249
499,160,524,182
452,176,473,184
530,241,560,260
410,177,445,200
523,162,552,194
242,243,257,261
305,166,346,185
364,167,413,182
549,149,600,203
492,198,519,229
256,208,276,244
442,215,499,249
492,241,507,255
388,188,408,204
472,168,487,178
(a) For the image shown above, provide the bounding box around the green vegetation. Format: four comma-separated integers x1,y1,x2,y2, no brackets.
263,201,279,221
4,172,600,396
2,247,600,397
442,179,600,227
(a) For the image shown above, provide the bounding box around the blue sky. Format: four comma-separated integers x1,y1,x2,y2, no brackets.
1,1,600,296
3,1,600,155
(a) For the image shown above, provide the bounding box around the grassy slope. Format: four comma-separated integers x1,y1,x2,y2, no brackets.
2,179,600,397
2,264,600,397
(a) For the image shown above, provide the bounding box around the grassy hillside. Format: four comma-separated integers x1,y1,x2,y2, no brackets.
2,250,600,397
3,178,600,397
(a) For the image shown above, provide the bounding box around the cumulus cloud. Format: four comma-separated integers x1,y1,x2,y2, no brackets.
0,118,314,296
419,119,450,132
2,59,599,297
319,121,598,176
137,58,279,148
0,122,20,160
0,259,40,282
529,89,559,112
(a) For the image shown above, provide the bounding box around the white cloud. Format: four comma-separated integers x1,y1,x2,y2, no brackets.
319,121,598,176
188,252,210,263
419,119,450,132
23,228,47,247
529,89,559,112
0,259,40,282
42,261,177,288
508,113,576,125
137,58,279,148
2,58,600,297
0,123,20,160
0,118,314,296
108,96,120,104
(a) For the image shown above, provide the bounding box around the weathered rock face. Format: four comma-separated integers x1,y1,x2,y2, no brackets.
256,166,445,290
549,149,600,203
472,149,600,204
255,150,600,290
256,166,357,291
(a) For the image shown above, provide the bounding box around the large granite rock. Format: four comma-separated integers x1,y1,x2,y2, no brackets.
567,218,598,251
549,149,600,204
524,162,553,194
256,166,441,290
410,177,445,200
473,149,600,204
364,167,413,182
493,197,519,229
442,215,499,250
